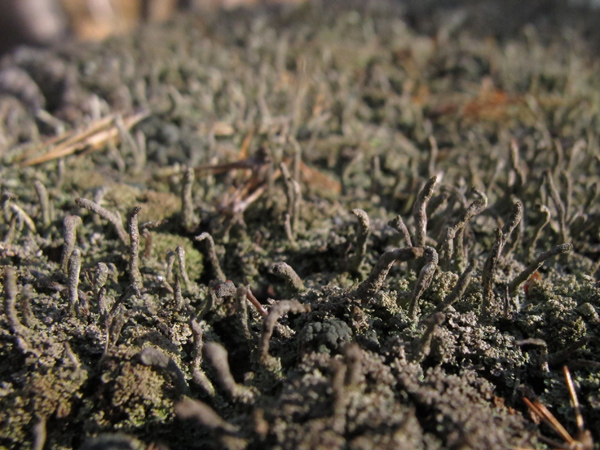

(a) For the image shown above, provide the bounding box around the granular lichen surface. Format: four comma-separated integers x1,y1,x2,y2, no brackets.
1,1,599,449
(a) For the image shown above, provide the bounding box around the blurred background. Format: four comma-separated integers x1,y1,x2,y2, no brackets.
3,0,600,56
0,0,306,54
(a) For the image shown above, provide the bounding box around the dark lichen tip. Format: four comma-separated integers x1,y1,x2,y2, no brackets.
509,242,573,296
204,341,254,402
355,246,424,301
67,247,82,315
61,214,82,273
269,261,305,292
259,300,311,369
195,232,226,282
388,215,412,247
75,197,128,245
175,398,239,434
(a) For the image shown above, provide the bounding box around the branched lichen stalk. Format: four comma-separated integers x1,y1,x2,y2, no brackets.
343,342,362,387
182,167,199,232
369,155,381,195
103,303,127,357
95,263,110,315
3,215,17,244
92,187,108,226
548,337,597,367
355,247,424,301
134,129,148,171
7,202,37,234
280,162,301,234
166,250,175,283
235,286,253,342
428,136,439,179
2,193,36,234
438,226,456,269
412,312,445,362
527,204,550,262
509,139,526,195
33,179,51,228
142,228,152,259
569,214,590,241
427,191,450,219
176,245,192,291
349,209,370,273
190,319,215,396
195,233,226,282
407,246,438,321
60,215,82,273
388,215,412,247
330,358,348,433
97,287,107,321
68,248,82,315
75,197,128,245
291,174,302,234
1,192,12,221
19,286,35,328
413,175,438,248
436,259,475,313
545,170,568,244
560,170,573,225
283,213,296,246
269,262,305,292
173,274,184,310
501,200,523,251
128,207,143,292
138,346,190,395
175,398,239,434
246,287,268,316
480,228,503,319
452,189,488,263
259,300,311,367
63,342,81,367
509,243,573,296
3,267,28,336
32,416,47,450
204,341,253,402
584,181,598,212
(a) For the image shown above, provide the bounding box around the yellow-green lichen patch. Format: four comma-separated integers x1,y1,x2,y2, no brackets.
149,232,203,281
111,361,175,429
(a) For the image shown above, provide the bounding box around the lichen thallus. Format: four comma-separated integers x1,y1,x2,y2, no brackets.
517,366,593,450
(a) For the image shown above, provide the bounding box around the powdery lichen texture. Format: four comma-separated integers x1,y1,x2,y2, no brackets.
1,1,599,449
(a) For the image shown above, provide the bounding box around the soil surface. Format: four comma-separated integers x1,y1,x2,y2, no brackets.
1,1,599,449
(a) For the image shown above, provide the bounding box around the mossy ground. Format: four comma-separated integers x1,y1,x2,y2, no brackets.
1,1,599,449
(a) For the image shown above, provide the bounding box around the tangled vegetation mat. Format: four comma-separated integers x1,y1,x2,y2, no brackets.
1,1,600,449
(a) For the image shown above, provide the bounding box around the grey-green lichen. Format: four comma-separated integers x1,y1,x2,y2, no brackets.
1,1,600,449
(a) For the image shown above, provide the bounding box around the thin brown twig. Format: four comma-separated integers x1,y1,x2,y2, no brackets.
19,111,149,167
